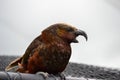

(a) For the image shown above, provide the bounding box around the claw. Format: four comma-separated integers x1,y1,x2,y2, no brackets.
36,72,49,79
56,73,66,80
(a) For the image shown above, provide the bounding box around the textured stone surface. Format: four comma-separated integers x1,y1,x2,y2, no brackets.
0,55,120,80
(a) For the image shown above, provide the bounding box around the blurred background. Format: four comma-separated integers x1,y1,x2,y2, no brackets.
0,0,120,69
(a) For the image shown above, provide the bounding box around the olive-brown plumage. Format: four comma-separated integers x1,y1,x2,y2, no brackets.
6,23,87,74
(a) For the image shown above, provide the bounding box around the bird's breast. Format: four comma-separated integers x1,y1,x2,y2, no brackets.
42,42,71,73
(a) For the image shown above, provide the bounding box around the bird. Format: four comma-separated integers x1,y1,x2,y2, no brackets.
5,23,87,77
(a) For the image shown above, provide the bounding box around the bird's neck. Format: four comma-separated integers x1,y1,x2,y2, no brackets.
41,32,71,51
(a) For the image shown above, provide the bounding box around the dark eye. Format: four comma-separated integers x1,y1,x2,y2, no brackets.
66,27,74,32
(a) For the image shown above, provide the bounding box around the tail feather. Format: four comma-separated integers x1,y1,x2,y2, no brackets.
5,57,22,71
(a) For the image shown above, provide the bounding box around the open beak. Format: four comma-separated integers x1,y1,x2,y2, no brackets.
73,29,88,43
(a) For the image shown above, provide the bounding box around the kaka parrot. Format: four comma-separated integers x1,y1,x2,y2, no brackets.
6,23,87,76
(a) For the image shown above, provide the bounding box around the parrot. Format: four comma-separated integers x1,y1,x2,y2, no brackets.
5,23,87,79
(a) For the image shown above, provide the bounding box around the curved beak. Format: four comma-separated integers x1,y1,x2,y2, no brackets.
75,29,88,41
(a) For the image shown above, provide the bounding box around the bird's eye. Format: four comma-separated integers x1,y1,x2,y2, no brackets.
66,28,73,32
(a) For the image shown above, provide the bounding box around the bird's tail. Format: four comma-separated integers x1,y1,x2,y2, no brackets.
5,57,22,71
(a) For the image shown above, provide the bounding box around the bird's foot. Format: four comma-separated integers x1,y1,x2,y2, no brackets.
55,73,66,80
36,71,49,79
48,73,66,80
36,72,66,80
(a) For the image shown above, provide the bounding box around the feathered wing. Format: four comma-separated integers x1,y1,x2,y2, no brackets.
5,36,42,71
21,36,42,64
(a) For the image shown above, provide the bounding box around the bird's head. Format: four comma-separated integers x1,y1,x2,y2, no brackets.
42,23,88,43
